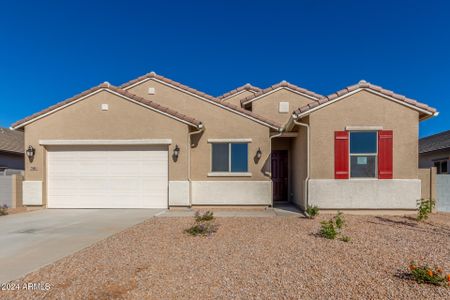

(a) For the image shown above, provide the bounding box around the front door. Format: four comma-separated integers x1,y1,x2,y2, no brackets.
271,150,288,202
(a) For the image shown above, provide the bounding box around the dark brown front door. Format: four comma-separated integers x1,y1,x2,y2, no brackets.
271,150,288,202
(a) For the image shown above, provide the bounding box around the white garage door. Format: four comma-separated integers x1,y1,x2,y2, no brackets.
47,145,168,208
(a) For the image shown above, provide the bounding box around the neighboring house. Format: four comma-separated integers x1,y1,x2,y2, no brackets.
11,72,438,210
419,130,450,174
0,127,24,173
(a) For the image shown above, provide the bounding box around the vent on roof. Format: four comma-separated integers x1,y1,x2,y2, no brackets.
148,87,156,95
279,102,289,113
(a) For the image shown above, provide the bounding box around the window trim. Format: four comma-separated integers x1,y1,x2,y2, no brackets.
210,141,250,174
349,131,378,179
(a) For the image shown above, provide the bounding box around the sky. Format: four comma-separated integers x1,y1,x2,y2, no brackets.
0,0,449,137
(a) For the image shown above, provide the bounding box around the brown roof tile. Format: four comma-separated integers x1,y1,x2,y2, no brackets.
0,127,23,154
240,80,323,105
293,80,437,118
12,83,203,129
120,72,282,130
218,83,261,100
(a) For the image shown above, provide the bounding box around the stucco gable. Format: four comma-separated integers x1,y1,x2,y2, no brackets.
120,72,282,130
11,83,203,130
292,80,438,121
240,81,322,106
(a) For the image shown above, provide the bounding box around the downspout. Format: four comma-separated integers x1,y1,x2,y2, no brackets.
187,123,204,207
292,114,310,210
269,128,284,207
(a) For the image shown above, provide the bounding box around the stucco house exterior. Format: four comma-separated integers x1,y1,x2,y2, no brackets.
419,130,450,174
11,72,438,210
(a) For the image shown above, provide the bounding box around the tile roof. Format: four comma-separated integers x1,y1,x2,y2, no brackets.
419,130,450,153
240,81,323,105
293,80,437,118
120,72,282,130
217,83,261,100
11,83,203,129
0,127,24,154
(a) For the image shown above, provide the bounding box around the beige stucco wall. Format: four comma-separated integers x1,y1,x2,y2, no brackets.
305,90,419,179
127,79,272,181
221,90,256,107
250,89,317,125
23,90,191,204
291,126,308,209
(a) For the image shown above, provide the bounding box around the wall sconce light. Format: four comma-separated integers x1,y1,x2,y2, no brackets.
26,145,35,160
173,144,180,158
256,147,262,159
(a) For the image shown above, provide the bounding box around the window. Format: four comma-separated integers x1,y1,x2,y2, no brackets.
350,131,377,178
434,160,448,174
211,143,248,173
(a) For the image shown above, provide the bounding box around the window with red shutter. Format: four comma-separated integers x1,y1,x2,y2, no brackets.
378,130,393,179
335,131,349,179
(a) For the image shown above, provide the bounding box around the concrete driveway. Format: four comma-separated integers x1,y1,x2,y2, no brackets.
0,209,165,283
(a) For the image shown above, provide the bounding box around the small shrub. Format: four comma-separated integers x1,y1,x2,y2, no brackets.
318,211,349,242
0,204,8,216
185,222,218,236
319,219,338,239
341,235,351,243
335,211,345,229
417,199,435,221
306,205,319,219
408,261,449,286
185,210,218,237
195,211,214,222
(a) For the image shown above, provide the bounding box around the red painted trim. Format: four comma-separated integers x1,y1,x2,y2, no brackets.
335,131,349,179
378,130,393,179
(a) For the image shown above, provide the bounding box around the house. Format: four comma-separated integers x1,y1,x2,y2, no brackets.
0,127,24,174
419,130,450,174
11,72,438,210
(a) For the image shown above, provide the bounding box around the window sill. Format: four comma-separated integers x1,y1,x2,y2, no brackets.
207,172,252,177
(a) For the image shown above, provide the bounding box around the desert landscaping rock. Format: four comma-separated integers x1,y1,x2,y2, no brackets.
1,213,449,299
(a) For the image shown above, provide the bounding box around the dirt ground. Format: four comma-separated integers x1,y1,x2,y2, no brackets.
2,213,450,299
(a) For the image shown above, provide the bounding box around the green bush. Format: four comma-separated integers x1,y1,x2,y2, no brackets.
417,199,435,221
185,222,218,236
185,211,218,236
0,205,8,216
408,261,448,286
319,219,337,239
318,211,349,242
306,205,319,219
195,211,214,222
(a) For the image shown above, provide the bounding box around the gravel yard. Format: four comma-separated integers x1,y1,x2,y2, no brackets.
2,213,450,299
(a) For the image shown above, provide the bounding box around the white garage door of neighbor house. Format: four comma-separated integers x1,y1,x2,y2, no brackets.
47,145,168,208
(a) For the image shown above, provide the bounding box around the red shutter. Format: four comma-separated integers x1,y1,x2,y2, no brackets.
335,131,349,179
378,130,393,179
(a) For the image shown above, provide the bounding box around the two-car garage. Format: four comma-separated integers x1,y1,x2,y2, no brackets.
46,143,169,209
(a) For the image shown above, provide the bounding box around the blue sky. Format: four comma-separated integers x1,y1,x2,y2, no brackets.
0,0,449,137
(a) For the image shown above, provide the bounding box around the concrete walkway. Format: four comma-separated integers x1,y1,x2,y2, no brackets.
159,205,305,218
0,209,164,283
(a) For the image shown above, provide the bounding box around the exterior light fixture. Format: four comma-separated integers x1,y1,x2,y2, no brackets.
256,147,262,159
26,145,35,160
173,144,180,158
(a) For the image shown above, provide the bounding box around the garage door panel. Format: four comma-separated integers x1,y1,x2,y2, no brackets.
47,145,168,208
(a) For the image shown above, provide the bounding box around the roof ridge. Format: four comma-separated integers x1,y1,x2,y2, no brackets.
293,80,437,117
218,83,261,100
120,72,281,129
420,129,450,140
240,80,323,105
11,83,203,129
